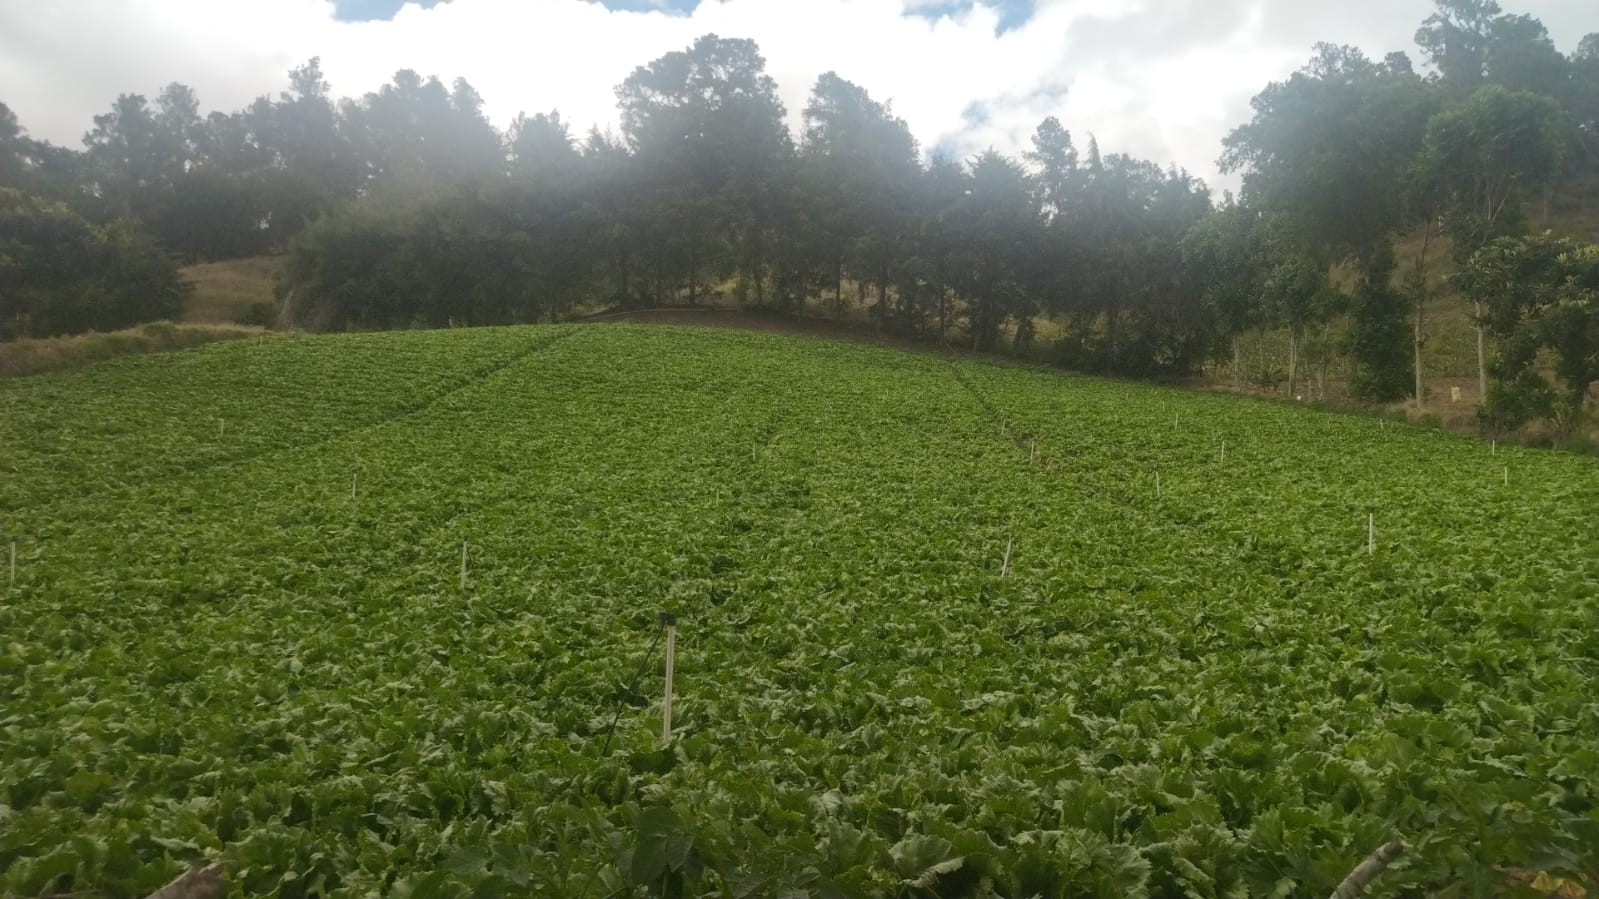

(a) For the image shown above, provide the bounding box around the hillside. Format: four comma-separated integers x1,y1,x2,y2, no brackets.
179,255,284,326
2,325,1596,896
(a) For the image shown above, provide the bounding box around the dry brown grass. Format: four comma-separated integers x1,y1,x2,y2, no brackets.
0,321,270,379
181,255,284,325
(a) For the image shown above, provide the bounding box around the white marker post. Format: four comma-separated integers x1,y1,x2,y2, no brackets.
8,540,14,589
660,612,677,743
459,540,468,589
1491,440,1497,456
1503,466,1509,487
1367,513,1375,556
1000,534,1014,578
1220,440,1227,464
1030,438,1037,463
1155,470,1161,498
351,472,358,501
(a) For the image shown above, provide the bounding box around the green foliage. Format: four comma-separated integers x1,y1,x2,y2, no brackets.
5,0,1597,398
2,325,1597,896
280,186,597,330
1456,233,1599,430
1344,277,1415,401
0,188,189,339
1420,83,1565,260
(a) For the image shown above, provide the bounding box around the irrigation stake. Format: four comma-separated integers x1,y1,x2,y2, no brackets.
660,612,677,743
459,540,468,590
1367,513,1375,556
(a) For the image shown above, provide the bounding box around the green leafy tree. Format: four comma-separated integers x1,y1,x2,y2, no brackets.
617,35,791,306
801,72,919,325
1455,233,1599,433
1418,84,1565,399
1223,44,1438,400
0,187,187,338
951,150,1042,352
1181,202,1269,387
343,70,503,190
509,111,579,185
1415,0,1502,89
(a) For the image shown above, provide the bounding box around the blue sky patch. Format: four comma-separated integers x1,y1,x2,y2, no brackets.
334,0,444,22
335,0,1030,30
906,0,1034,34
592,0,700,11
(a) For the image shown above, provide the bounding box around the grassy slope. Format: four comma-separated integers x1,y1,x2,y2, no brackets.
0,321,270,379
180,255,284,325
1,324,1596,896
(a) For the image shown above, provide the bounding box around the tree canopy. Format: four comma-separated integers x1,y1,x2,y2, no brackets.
2,0,1597,430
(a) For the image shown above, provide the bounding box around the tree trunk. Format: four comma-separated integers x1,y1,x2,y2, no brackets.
1414,300,1425,409
834,257,843,316
1413,219,1434,409
653,248,663,305
937,280,947,343
1288,326,1299,399
1475,300,1488,404
688,236,697,306
1318,324,1329,400
876,277,887,333
1257,329,1266,387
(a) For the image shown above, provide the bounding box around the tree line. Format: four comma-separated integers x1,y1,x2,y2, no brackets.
2,0,1596,431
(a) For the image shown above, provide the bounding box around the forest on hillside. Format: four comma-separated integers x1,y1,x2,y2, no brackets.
2,0,1597,434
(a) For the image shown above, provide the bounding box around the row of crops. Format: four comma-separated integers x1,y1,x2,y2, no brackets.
1,323,1596,896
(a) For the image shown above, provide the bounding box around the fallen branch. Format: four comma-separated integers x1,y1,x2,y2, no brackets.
1329,841,1404,899
146,862,223,899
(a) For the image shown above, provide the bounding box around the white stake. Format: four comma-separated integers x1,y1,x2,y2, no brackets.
661,613,677,743
1000,534,1014,578
8,541,13,588
1220,440,1226,464
459,540,468,589
1491,440,1496,456
1503,466,1508,486
1030,438,1037,463
218,418,225,438
351,472,358,501
1155,471,1161,498
1367,513,1375,556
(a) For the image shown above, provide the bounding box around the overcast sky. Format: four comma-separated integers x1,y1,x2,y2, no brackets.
2,0,1594,192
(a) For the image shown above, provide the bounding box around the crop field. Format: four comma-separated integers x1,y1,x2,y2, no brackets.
2,324,1597,897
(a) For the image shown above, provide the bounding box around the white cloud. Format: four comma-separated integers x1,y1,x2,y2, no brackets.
1,0,1593,193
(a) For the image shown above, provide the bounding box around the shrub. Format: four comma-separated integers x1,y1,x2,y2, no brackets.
0,188,189,339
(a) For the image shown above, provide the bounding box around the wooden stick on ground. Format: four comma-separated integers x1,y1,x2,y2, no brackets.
1329,841,1404,899
147,862,224,899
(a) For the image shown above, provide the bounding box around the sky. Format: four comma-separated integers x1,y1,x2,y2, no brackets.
2,0,1594,193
